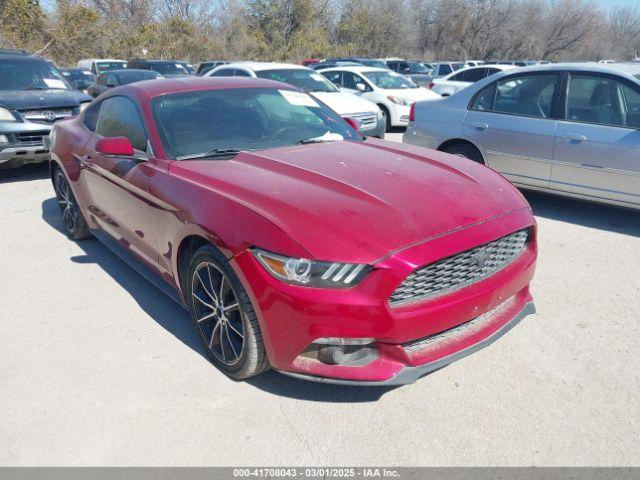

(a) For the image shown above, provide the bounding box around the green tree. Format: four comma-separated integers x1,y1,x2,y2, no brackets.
0,0,45,52
49,0,102,64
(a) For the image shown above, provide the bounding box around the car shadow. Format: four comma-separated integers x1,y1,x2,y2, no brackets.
523,190,640,238
40,197,395,402
0,162,49,184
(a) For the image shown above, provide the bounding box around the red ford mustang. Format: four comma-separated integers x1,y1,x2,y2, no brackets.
49,77,537,385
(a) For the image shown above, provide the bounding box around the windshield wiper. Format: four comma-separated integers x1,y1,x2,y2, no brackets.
296,138,333,145
176,148,243,161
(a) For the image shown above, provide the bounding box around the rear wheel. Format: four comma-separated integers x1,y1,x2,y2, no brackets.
52,167,90,240
187,244,269,379
443,143,484,164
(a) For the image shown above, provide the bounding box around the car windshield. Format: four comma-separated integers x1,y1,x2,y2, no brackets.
359,59,387,69
256,69,338,92
151,87,362,159
363,71,418,89
151,62,189,75
0,59,70,90
117,70,162,84
62,70,95,82
96,62,126,73
408,62,429,73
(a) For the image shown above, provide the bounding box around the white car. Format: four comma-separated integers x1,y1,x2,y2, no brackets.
77,58,127,76
318,66,440,130
430,65,516,96
206,62,385,138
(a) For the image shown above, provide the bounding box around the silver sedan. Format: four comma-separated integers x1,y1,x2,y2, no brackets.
403,63,640,210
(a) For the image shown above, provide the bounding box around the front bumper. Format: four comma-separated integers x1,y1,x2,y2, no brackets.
0,145,50,168
390,104,411,127
281,301,535,385
232,209,537,385
359,117,385,139
0,122,51,168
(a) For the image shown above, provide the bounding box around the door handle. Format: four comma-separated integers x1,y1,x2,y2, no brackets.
470,122,489,131
78,154,94,169
563,133,587,143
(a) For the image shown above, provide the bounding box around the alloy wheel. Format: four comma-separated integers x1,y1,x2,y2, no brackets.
191,261,245,366
55,171,78,233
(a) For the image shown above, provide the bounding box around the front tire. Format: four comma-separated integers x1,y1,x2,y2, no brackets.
187,244,269,379
379,105,392,132
52,167,90,240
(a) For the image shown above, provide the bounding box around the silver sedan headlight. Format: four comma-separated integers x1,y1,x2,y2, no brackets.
252,248,371,288
387,96,412,106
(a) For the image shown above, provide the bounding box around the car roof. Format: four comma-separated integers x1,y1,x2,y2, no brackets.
131,59,181,64
0,54,46,62
318,66,389,73
513,62,640,76
110,69,154,75
474,64,516,71
84,58,125,63
214,62,310,72
116,76,296,100
440,64,516,80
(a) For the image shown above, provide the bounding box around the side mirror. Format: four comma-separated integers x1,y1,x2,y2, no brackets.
356,83,367,92
95,136,135,157
343,116,362,132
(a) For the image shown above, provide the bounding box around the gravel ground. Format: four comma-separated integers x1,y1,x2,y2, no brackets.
0,133,638,466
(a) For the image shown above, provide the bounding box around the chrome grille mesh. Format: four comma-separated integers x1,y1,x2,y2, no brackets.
389,229,529,306
17,131,49,143
348,111,377,128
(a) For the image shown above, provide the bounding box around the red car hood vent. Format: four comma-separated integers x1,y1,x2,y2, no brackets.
171,140,529,264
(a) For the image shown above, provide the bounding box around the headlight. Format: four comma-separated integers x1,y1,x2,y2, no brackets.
252,248,371,288
79,102,91,112
387,96,412,106
0,107,16,122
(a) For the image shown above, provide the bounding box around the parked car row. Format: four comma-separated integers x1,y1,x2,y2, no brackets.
204,62,386,138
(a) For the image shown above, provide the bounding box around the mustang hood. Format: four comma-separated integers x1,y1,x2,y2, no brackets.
172,140,531,263
0,89,91,110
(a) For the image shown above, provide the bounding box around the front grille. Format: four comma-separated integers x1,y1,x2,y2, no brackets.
348,112,377,128
17,131,49,144
403,295,516,353
389,229,530,306
20,108,73,123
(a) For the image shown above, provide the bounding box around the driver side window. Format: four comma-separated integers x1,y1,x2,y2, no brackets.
95,96,148,152
341,72,360,90
492,74,559,118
